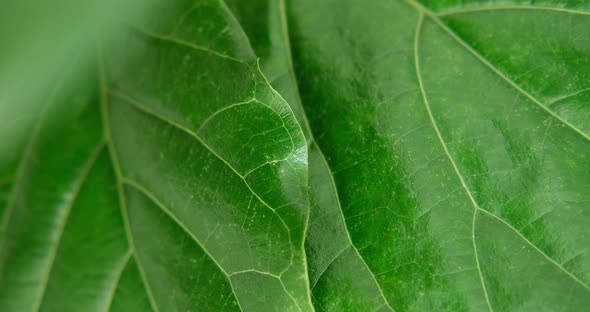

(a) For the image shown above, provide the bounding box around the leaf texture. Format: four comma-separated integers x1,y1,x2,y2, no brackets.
0,0,313,311
0,66,128,311
226,0,394,310
285,0,590,310
1,0,589,311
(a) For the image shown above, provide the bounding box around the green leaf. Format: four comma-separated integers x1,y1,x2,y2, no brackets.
0,63,126,311
0,0,313,311
226,0,393,310
3,0,590,311
284,0,590,310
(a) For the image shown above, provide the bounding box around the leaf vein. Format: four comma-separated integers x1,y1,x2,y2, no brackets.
109,90,294,274
311,245,351,289
33,142,106,311
413,12,494,312
278,0,393,309
104,249,133,312
0,66,72,237
478,208,590,291
122,178,244,311
196,99,257,132
99,54,161,312
128,25,247,64
407,0,590,294
436,5,590,17
404,0,590,143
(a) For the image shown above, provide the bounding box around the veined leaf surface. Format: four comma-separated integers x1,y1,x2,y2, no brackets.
226,1,394,310
285,0,590,310
1,0,589,311
0,0,312,311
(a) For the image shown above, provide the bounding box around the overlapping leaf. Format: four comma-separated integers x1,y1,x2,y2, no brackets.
1,0,589,311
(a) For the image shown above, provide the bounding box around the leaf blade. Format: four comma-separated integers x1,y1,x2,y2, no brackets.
286,0,590,310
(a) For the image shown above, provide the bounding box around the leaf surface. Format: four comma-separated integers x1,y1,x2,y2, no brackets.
226,1,394,310
284,0,590,310
1,0,590,311
0,0,313,311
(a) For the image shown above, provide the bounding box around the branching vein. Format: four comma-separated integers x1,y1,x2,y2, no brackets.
278,0,393,310
413,12,494,312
